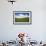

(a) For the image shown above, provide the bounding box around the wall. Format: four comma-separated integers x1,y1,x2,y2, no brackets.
0,0,46,41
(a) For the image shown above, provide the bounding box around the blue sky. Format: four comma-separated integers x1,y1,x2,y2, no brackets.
15,13,29,16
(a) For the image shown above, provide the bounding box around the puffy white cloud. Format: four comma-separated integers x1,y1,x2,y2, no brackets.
15,14,29,18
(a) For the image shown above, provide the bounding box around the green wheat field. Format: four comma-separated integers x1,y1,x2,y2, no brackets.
15,17,32,22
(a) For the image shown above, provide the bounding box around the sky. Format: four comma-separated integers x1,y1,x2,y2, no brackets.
15,13,29,16
15,14,29,18
15,12,32,18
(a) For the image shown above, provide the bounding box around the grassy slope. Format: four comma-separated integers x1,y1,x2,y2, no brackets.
15,17,29,22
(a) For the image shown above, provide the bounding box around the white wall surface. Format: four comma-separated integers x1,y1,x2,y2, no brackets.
0,0,46,41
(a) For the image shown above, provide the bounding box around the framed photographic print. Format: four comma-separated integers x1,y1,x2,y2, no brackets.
13,11,32,25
